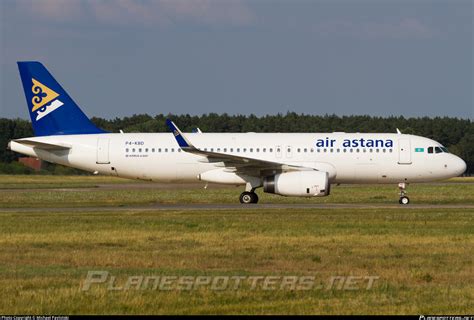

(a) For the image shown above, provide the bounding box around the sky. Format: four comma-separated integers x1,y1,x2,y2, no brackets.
0,0,472,120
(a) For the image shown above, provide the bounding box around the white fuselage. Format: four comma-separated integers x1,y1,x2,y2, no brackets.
10,132,466,184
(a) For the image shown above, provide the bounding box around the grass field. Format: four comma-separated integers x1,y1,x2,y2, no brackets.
0,175,473,314
1,175,473,208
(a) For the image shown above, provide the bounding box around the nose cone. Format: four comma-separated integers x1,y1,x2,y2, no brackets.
452,156,467,176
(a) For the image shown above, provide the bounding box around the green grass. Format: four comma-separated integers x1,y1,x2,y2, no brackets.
0,175,473,208
0,175,472,314
0,174,144,189
0,208,472,314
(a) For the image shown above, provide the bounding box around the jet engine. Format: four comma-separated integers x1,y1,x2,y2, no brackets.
263,171,330,197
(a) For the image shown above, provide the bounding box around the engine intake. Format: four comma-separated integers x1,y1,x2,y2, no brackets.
264,171,329,197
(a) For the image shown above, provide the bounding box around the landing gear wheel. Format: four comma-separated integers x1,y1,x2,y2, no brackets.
239,192,258,204
399,196,410,205
398,182,410,205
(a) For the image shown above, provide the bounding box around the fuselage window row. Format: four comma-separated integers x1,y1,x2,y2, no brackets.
125,147,394,154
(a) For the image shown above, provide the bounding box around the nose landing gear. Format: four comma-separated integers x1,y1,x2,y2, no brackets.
398,182,410,205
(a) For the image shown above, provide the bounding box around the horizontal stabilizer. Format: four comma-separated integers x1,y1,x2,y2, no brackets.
12,138,71,150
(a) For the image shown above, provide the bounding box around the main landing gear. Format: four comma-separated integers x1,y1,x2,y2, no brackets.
398,182,409,205
239,191,259,204
239,181,260,204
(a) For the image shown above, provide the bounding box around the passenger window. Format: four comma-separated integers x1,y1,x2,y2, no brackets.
428,147,433,154
126,148,129,152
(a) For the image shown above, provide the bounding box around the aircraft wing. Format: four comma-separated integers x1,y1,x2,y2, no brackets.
166,119,313,174
12,138,72,150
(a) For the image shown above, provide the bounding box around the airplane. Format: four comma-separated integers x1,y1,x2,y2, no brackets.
8,61,467,205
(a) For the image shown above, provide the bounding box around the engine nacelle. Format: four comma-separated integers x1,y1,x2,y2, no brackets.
263,171,330,197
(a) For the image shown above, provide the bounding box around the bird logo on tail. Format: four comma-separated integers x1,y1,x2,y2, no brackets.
31,78,64,121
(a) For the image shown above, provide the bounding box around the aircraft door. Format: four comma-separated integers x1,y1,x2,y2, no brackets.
398,139,412,164
96,138,110,164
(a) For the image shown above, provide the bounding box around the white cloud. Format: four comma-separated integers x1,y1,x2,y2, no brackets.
159,0,256,26
20,0,84,22
314,17,436,39
362,18,434,39
19,0,256,27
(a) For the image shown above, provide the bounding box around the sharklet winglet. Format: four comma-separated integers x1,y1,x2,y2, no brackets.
165,119,195,149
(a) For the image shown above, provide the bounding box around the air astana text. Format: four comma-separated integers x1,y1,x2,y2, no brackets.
315,137,394,148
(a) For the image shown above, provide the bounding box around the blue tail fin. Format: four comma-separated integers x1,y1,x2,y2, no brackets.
17,61,106,136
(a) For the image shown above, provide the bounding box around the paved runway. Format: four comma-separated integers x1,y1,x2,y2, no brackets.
2,181,473,193
1,203,474,213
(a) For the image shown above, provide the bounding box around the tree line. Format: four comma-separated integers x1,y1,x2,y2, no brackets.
0,113,472,174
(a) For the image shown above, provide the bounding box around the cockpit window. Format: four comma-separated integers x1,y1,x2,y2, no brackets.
428,146,448,154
